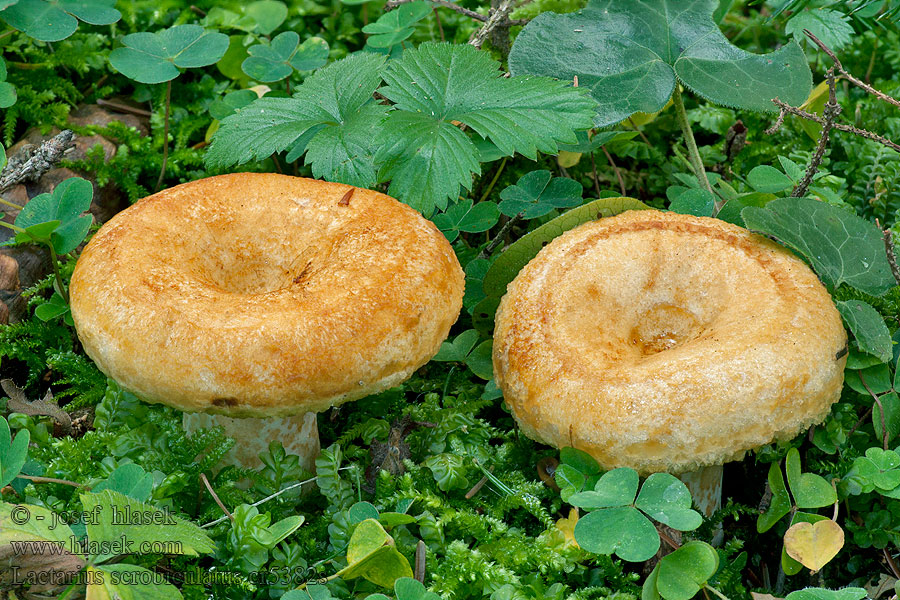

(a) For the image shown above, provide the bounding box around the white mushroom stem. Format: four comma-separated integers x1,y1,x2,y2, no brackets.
678,464,723,517
182,412,320,473
678,464,724,545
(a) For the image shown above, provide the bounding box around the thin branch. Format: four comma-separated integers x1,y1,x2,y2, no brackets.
770,99,900,154
200,472,233,523
479,213,521,259
792,67,841,198
465,467,493,499
15,474,85,488
0,130,75,193
805,29,900,111
601,146,626,196
470,0,515,49
882,227,900,286
154,80,172,193
859,371,889,450
387,0,486,20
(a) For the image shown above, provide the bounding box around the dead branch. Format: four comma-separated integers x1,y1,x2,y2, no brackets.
0,130,75,193
792,67,841,197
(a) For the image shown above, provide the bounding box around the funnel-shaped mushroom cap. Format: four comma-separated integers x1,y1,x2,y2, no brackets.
70,174,465,418
493,210,846,475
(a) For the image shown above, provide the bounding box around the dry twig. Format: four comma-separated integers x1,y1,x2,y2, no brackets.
470,0,516,49
0,130,75,193
792,67,841,197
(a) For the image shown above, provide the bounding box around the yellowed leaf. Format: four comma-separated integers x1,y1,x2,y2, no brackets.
557,151,582,168
249,84,271,98
556,508,579,547
751,594,782,600
783,520,844,572
865,573,898,599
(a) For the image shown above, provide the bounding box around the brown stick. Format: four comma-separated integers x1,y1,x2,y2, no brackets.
601,146,626,196
154,80,172,193
16,474,84,488
0,130,75,193
200,473,234,522
470,0,515,49
792,67,841,198
770,99,900,154
882,227,900,286
414,540,427,582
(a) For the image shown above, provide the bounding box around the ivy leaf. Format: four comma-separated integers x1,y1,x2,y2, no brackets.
634,473,703,531
242,32,329,82
433,199,501,243
498,170,583,219
741,197,896,296
0,416,28,488
786,9,854,51
362,1,432,48
509,0,811,127
0,0,120,42
14,176,93,255
207,53,387,188
483,197,649,298
836,300,892,363
378,42,595,214
109,25,229,84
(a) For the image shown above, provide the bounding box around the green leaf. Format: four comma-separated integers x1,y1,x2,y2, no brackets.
394,577,442,600
109,25,229,84
349,501,381,524
635,473,703,531
0,501,77,547
338,519,414,588
0,417,29,488
747,165,794,194
574,506,660,562
863,448,900,491
242,32,328,82
245,0,288,35
836,300,892,363
758,461,792,533
569,467,639,509
873,391,900,445
560,447,601,475
425,453,469,491
498,170,583,219
483,197,649,298
92,463,154,502
714,192,773,227
655,541,720,600
668,189,715,217
509,0,811,127
378,42,595,214
0,81,15,109
14,176,93,254
465,340,494,380
0,0,119,42
741,197,896,296
433,199,501,243
785,448,837,509
207,52,387,189
209,89,259,120
433,330,480,362
88,564,183,600
786,10,854,51
785,588,867,600
362,1,431,48
556,464,586,503
80,489,216,559
34,291,69,322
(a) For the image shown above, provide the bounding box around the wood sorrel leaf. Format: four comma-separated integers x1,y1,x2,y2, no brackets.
574,505,659,562
242,32,328,82
498,170,583,219
569,467,639,509
0,0,120,42
654,541,719,600
742,197,896,296
785,448,837,509
509,0,811,127
758,461,792,533
635,473,703,531
14,176,92,254
110,24,229,84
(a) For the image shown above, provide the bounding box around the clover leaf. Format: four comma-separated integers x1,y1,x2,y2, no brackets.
92,463,154,502
509,0,811,127
109,25,229,84
786,447,837,509
433,199,500,243
848,448,900,496
242,32,329,82
432,329,493,379
362,1,432,49
643,541,720,600
571,468,702,562
498,170,583,219
13,176,93,255
0,58,16,109
0,0,120,42
0,416,29,488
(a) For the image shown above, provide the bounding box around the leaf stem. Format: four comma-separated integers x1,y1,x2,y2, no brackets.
672,86,715,199
154,80,172,193
705,585,731,600
0,220,25,233
47,243,69,304
0,197,24,211
479,156,508,203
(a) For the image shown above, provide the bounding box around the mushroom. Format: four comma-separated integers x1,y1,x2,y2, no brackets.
492,210,846,517
69,173,465,471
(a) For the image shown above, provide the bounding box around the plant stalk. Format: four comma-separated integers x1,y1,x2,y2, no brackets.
48,243,69,304
672,86,715,197
154,80,172,193
0,196,24,211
